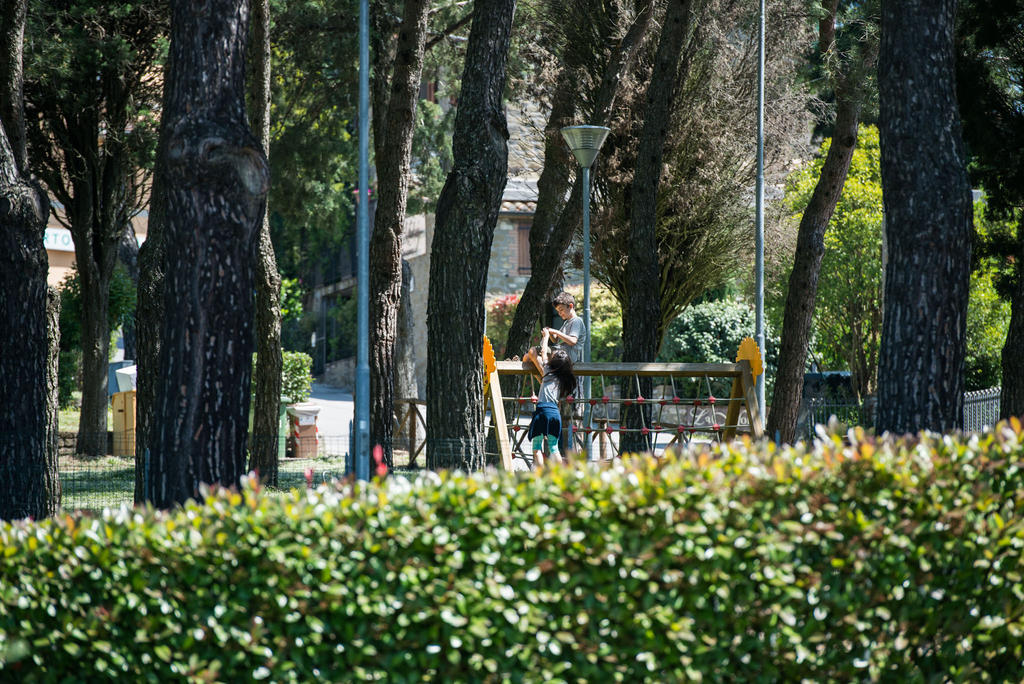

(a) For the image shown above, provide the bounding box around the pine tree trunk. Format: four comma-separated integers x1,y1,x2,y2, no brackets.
394,259,422,454
44,286,61,509
426,0,516,471
768,92,861,443
148,0,268,507
1001,236,1024,419
72,231,115,458
0,139,53,519
248,0,283,486
118,222,140,362
501,5,653,362
369,0,430,468
875,0,972,435
621,0,691,454
135,161,166,504
0,0,57,518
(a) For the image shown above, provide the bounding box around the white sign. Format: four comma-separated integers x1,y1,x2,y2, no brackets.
43,227,146,253
44,228,75,253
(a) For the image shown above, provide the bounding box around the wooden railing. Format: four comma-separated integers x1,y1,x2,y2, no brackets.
486,360,764,470
393,398,426,467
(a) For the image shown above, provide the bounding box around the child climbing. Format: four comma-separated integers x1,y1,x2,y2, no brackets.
523,329,577,468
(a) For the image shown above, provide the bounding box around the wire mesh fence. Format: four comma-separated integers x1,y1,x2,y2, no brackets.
799,387,1003,440
56,436,354,514
52,387,1004,511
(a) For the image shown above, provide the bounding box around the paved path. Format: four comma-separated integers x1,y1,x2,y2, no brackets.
305,383,353,456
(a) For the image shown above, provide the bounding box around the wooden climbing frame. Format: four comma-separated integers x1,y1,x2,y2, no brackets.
485,360,764,470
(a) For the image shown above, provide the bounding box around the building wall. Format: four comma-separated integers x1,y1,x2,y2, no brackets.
486,215,532,295
406,211,571,395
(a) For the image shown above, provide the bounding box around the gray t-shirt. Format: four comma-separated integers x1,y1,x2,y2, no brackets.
538,372,561,404
558,315,587,364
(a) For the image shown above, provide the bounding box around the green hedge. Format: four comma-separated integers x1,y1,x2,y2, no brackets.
2,421,1024,681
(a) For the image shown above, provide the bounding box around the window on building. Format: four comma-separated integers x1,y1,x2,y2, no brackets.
517,222,532,274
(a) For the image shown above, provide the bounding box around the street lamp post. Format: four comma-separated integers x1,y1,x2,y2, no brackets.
560,125,610,459
354,0,370,480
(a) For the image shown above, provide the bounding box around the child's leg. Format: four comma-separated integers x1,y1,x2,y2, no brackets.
546,434,562,464
532,435,546,469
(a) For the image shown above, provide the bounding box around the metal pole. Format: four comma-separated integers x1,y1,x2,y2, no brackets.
582,165,592,459
755,0,766,418
354,0,370,481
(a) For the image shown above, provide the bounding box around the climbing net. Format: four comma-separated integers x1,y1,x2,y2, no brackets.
486,361,763,468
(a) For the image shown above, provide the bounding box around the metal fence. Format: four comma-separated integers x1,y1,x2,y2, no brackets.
963,387,1002,432
800,387,1003,440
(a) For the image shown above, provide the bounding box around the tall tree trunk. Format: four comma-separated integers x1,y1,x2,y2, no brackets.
501,3,653,362
75,261,113,457
45,287,61,508
135,158,166,504
875,0,972,435
426,0,516,471
1001,233,1024,419
0,0,57,519
248,0,283,486
369,0,431,468
118,222,140,362
394,259,422,454
768,101,862,442
767,1,868,443
148,0,268,507
620,0,692,454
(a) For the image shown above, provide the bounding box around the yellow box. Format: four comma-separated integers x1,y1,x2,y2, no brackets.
111,390,136,457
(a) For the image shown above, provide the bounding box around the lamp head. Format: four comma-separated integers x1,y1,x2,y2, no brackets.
560,125,610,169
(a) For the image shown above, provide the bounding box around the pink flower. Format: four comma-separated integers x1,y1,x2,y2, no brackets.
372,445,388,478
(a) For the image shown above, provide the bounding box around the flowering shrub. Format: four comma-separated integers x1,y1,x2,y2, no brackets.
485,293,520,354
2,420,1024,680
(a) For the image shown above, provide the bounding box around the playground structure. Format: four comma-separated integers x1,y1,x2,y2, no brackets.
484,339,765,470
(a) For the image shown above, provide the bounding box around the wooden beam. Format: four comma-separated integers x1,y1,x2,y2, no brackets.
495,361,746,377
739,360,764,439
488,368,513,470
723,375,744,441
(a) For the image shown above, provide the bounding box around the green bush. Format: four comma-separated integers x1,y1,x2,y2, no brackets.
281,350,313,402
251,351,312,404
659,297,779,393
3,421,1024,680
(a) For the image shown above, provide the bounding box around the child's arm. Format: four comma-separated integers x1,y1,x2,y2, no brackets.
524,346,544,378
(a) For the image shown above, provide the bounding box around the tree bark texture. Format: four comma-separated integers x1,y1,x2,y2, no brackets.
149,0,268,508
875,0,972,435
501,4,654,363
620,0,691,454
395,259,419,402
74,246,114,457
426,0,516,471
768,98,860,443
248,0,283,486
135,158,166,504
0,0,27,172
118,222,140,362
394,259,423,452
44,286,61,509
1002,237,1024,420
369,0,431,468
0,0,57,520
767,2,864,444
